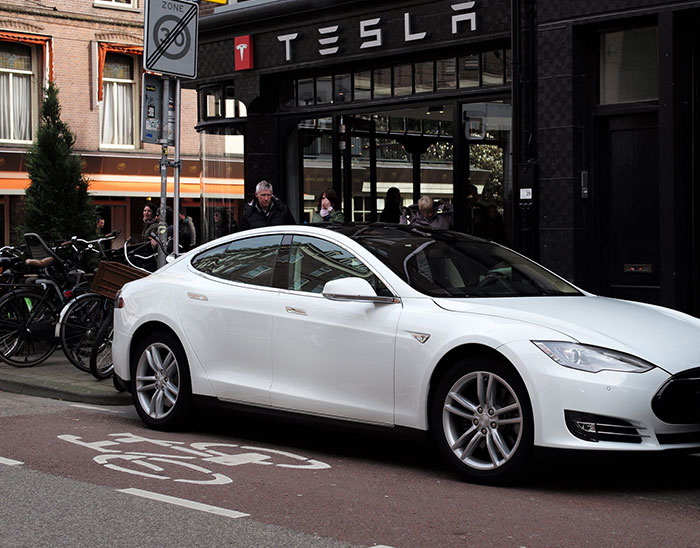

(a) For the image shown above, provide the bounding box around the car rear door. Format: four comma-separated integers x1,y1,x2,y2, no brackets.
178,234,284,405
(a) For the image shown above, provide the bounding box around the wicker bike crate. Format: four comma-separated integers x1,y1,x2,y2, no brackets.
91,261,150,300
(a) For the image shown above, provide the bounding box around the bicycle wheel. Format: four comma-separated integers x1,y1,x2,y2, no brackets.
59,293,112,372
89,314,113,380
0,288,59,367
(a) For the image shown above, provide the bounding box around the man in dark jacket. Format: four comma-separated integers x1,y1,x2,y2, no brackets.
239,180,296,230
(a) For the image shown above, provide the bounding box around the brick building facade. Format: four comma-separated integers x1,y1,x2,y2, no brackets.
0,0,231,245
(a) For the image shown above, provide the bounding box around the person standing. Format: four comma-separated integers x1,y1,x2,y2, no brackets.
239,180,296,230
379,186,403,223
179,206,197,250
140,203,159,243
311,188,344,223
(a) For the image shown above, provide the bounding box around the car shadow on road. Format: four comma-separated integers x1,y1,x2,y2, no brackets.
525,449,700,495
188,403,700,495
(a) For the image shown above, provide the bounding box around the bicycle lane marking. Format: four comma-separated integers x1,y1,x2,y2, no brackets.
119,488,249,519
57,431,332,485
0,456,23,466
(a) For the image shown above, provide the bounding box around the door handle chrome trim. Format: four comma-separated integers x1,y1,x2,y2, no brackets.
285,306,307,316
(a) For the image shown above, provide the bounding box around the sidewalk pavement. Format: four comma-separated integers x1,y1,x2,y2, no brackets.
0,352,131,406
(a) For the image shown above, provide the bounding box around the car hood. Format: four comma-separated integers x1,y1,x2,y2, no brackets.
433,295,700,374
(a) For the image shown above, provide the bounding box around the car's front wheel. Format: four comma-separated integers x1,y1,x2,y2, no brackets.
131,331,191,430
430,356,533,484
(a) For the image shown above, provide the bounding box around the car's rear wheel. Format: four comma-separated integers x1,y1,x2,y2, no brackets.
131,331,191,430
430,356,533,484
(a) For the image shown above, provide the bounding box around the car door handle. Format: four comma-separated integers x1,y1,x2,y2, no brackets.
285,306,307,316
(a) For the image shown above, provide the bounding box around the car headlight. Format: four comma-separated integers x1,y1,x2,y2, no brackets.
533,341,655,373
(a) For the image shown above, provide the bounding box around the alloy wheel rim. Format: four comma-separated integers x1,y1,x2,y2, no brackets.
442,371,523,471
135,342,180,419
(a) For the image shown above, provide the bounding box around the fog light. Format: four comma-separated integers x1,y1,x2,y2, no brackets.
565,411,600,442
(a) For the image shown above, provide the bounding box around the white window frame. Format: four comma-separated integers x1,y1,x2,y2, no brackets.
0,43,38,145
93,0,138,10
99,53,138,150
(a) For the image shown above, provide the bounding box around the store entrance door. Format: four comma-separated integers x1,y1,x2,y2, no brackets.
340,116,377,222
597,112,660,304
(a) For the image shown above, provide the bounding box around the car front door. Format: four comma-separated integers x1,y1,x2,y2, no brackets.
270,234,401,424
178,234,284,405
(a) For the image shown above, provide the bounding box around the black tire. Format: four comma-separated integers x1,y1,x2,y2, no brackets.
89,314,113,380
59,293,112,372
0,288,59,367
430,356,533,485
130,331,192,430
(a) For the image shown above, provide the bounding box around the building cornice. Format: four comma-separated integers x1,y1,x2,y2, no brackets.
0,2,142,29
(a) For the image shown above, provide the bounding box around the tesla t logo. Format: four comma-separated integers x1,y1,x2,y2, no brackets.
234,35,253,70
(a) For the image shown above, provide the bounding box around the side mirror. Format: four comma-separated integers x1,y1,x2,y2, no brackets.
322,277,399,304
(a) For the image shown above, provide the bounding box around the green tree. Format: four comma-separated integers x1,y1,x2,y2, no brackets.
23,81,96,243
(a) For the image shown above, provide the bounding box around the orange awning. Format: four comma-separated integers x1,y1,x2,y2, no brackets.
0,172,244,199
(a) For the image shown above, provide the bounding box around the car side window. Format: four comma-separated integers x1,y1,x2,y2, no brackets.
288,235,389,295
191,235,283,287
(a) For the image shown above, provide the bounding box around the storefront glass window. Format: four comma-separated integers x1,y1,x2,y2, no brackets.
414,61,434,93
394,64,412,96
373,68,391,98
204,88,223,118
200,128,245,243
462,102,512,242
437,58,457,90
458,55,479,88
335,73,351,103
354,71,371,100
600,27,658,104
482,50,505,85
298,77,314,106
316,75,332,104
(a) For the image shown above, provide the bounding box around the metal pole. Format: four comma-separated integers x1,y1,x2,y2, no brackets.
173,78,181,256
157,77,170,268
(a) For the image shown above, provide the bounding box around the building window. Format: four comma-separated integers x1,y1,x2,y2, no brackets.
482,50,505,86
414,61,434,93
373,67,392,99
394,64,412,96
354,71,371,101
459,54,479,88
334,73,351,103
0,42,33,143
281,49,510,110
600,27,658,105
94,0,137,9
100,53,135,148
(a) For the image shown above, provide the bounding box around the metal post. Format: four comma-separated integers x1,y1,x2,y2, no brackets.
173,78,181,256
157,77,171,268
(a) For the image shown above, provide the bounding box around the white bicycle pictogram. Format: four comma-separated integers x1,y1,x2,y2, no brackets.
58,432,330,485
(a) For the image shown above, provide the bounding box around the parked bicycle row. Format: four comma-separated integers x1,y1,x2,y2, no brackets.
0,231,158,381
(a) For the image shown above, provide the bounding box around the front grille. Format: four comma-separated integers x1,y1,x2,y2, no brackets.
652,367,700,424
565,411,647,444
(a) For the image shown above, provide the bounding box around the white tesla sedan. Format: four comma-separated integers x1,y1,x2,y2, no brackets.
113,224,700,483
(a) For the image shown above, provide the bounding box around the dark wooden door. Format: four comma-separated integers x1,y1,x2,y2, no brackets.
598,112,660,303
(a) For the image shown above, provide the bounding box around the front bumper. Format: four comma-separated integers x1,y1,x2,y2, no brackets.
499,340,700,451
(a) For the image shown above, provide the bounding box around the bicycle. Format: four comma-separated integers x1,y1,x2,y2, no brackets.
58,237,153,374
0,232,118,368
87,239,155,380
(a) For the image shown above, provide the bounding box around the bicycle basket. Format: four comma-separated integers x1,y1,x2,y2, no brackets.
91,261,150,300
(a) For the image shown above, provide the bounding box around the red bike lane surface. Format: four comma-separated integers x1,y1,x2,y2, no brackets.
1,407,700,548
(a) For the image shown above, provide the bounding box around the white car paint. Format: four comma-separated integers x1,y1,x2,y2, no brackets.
112,224,700,472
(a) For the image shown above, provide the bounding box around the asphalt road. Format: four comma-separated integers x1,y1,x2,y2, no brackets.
1,392,699,548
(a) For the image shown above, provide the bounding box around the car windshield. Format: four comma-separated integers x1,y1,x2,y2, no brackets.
329,225,582,298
